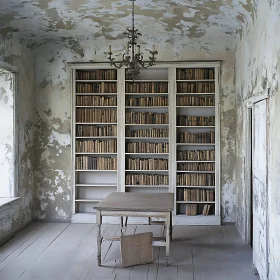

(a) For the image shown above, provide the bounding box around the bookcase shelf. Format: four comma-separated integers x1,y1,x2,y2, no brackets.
75,170,117,172
125,170,169,172
177,160,215,163
177,201,215,204
75,153,117,155
176,126,215,128
76,80,117,82
125,185,169,188
176,143,215,146
76,123,117,125
72,63,220,224
175,66,219,218
76,93,117,96
177,79,215,82
76,106,117,108
176,171,215,174
76,136,118,139
76,184,117,187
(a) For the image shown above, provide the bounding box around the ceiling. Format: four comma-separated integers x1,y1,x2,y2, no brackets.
0,0,253,48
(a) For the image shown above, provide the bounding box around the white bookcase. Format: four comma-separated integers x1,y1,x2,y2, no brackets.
71,62,221,225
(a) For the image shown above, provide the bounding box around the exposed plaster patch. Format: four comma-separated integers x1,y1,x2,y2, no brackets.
0,0,253,48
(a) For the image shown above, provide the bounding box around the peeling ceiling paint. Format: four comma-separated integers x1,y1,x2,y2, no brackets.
0,0,253,47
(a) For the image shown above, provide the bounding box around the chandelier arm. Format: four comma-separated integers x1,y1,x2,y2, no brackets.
106,0,158,80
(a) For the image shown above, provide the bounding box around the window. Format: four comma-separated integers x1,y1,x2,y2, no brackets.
0,68,16,198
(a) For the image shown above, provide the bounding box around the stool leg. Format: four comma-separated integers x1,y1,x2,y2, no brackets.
165,213,170,266
96,210,102,266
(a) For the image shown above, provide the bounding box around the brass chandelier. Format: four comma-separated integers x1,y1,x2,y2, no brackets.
107,0,158,80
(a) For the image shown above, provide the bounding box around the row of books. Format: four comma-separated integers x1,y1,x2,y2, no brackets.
176,68,215,80
125,112,169,124
76,82,117,94
177,162,215,172
176,96,214,106
177,188,215,201
177,150,215,161
177,132,215,143
76,96,117,106
125,82,168,93
125,96,168,107
177,115,215,126
127,142,169,153
75,156,117,170
184,204,212,216
76,109,117,123
126,158,168,170
76,70,117,80
76,125,117,137
177,82,215,93
177,173,215,186
125,174,169,185
76,140,117,153
126,128,169,138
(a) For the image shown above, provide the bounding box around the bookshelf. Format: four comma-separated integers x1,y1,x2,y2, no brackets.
71,63,220,225
73,68,118,214
124,68,170,194
175,67,220,223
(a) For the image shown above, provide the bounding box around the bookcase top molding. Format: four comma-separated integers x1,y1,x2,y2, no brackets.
69,61,221,69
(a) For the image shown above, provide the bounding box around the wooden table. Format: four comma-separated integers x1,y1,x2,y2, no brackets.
94,192,174,266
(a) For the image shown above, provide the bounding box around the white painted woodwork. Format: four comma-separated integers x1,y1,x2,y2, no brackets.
252,99,268,279
71,62,221,225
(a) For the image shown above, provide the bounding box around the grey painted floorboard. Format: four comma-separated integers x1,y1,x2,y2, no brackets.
0,223,260,280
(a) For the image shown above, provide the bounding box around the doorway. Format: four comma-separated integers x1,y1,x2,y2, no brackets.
245,93,269,279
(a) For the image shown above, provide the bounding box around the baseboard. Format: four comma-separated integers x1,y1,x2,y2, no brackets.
33,218,71,223
221,222,235,225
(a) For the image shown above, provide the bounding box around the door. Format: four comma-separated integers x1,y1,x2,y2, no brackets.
252,99,268,279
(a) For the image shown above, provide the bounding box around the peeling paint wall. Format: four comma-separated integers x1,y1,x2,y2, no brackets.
235,0,280,278
33,39,236,222
0,38,35,244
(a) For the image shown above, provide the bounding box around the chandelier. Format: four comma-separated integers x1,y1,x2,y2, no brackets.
107,0,158,80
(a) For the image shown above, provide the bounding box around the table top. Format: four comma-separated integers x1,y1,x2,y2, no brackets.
94,192,174,212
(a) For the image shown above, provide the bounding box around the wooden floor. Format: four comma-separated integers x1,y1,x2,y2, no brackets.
0,222,260,280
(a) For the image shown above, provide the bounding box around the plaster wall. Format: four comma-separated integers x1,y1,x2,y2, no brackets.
235,0,280,278
0,38,35,244
33,40,236,223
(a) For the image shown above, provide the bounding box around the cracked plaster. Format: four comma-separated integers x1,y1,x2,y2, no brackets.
235,0,280,278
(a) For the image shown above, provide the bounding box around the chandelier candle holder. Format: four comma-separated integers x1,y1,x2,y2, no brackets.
107,0,158,80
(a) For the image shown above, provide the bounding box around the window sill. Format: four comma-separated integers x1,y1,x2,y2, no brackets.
0,197,20,209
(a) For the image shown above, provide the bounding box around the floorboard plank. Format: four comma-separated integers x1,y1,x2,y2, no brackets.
0,223,69,280
0,223,47,263
17,223,95,280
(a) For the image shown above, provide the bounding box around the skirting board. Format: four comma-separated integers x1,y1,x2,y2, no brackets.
71,213,221,225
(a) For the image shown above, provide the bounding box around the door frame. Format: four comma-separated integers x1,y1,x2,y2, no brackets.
244,88,270,276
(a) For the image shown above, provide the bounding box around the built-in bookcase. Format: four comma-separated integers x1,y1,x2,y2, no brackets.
124,68,170,193
73,68,118,214
175,67,218,219
71,63,220,225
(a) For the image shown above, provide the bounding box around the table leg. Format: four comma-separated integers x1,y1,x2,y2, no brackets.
165,212,171,266
121,216,128,236
170,211,173,241
96,210,102,266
